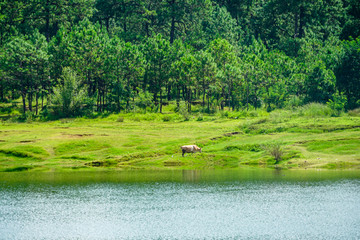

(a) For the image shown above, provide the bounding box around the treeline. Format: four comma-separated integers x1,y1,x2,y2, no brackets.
0,0,359,118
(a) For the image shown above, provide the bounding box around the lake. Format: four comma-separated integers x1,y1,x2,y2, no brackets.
0,169,359,239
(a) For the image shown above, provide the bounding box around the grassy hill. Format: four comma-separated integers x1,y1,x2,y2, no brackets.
1,104,360,172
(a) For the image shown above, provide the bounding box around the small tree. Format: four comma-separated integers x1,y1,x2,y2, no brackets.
267,144,284,164
49,67,91,118
327,91,347,117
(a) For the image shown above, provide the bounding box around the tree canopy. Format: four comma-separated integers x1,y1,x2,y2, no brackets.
0,0,359,118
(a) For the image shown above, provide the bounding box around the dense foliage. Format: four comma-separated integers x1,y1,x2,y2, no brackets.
1,0,359,118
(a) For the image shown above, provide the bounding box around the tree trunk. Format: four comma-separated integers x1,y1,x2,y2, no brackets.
159,88,163,113
169,0,176,44
207,94,210,113
0,82,3,101
22,93,27,113
294,10,298,38
97,91,100,112
117,94,121,112
145,21,150,37
167,84,171,101
228,95,231,110
202,86,206,107
116,80,121,112
103,89,106,111
28,93,33,112
246,88,249,110
105,17,110,33
35,92,39,115
299,6,305,38
187,88,192,112
45,0,50,42
254,87,258,109
221,88,225,111
176,84,180,110
123,19,127,33
153,91,158,111
170,17,175,44
228,81,232,110
232,95,235,111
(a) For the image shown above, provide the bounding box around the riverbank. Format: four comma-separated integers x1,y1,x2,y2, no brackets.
1,109,360,172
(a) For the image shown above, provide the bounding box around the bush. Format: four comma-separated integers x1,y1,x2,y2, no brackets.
25,111,36,123
327,91,347,117
196,114,204,121
135,90,154,113
179,102,190,121
285,95,303,109
266,144,284,164
220,110,229,118
48,67,93,118
116,116,124,122
162,115,171,122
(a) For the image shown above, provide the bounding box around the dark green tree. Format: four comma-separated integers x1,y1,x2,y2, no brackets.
335,37,360,109
105,38,145,111
50,19,109,111
341,0,360,40
143,34,171,113
201,4,241,46
194,50,217,110
1,32,50,113
303,61,336,103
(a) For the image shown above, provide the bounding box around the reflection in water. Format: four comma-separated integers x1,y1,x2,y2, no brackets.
182,170,201,182
0,170,359,239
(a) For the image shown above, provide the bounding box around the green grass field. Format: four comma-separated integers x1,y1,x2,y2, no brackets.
1,104,360,172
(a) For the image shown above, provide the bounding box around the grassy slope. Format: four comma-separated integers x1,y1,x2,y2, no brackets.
1,109,360,172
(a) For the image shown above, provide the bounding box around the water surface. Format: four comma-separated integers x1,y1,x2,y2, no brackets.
1,169,359,239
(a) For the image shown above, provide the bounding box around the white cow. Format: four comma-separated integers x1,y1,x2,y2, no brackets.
181,145,202,157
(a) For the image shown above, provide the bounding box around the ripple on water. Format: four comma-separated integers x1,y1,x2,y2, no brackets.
0,175,359,239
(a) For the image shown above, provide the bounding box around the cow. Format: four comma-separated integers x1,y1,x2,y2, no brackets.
181,145,202,157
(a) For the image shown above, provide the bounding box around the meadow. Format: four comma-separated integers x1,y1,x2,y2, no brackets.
1,103,360,172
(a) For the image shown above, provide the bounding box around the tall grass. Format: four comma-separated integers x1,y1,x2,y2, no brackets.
348,108,360,117
296,103,333,117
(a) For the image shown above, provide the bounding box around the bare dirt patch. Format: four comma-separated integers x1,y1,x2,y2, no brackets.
211,131,243,140
19,140,36,143
61,133,94,138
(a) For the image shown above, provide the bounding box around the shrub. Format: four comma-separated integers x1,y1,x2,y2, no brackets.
327,91,347,117
220,110,230,118
179,102,190,121
162,115,171,122
266,144,284,164
116,116,124,122
25,111,36,123
135,90,154,113
48,67,93,118
285,95,303,109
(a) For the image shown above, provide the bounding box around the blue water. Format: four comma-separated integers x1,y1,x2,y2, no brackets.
0,170,359,239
